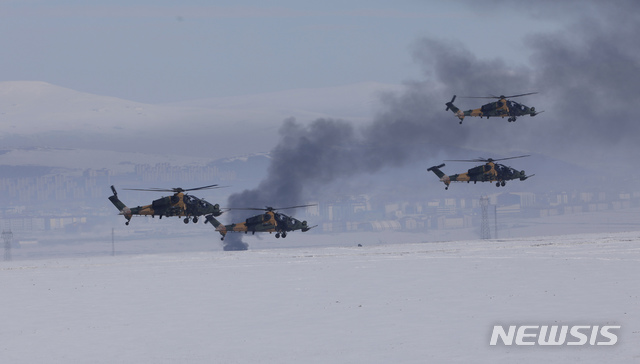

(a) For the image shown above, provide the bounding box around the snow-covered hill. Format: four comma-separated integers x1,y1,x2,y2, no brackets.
0,81,170,133
0,81,400,159
1,231,638,363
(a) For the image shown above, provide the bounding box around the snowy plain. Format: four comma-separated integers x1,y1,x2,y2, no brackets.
1,231,639,363
1,80,639,362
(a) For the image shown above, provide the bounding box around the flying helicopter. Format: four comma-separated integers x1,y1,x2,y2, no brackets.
204,205,317,241
108,184,224,225
427,155,534,190
445,93,542,124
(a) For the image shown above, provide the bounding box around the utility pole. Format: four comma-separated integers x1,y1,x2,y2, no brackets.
2,230,13,261
480,196,491,239
494,204,498,239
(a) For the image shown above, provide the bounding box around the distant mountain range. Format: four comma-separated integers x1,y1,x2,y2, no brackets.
0,81,402,171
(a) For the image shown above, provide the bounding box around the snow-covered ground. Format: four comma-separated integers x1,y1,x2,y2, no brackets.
2,231,639,363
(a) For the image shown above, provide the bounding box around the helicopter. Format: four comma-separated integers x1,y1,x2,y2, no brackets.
427,155,534,190
445,93,542,124
204,205,317,241
108,184,223,225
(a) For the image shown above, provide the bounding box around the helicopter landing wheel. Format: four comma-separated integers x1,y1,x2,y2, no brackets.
496,182,501,187
275,233,280,238
282,232,287,238
193,217,198,223
183,217,189,224
125,221,129,226
501,181,506,187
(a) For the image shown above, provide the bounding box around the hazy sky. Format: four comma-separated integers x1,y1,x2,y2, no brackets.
1,0,563,103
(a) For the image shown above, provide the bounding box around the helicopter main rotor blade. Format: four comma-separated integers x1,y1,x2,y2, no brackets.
224,204,318,212
458,96,497,99
182,184,221,192
503,92,537,98
123,184,222,193
459,92,537,99
274,204,318,211
123,188,176,192
445,154,530,163
490,154,530,162
444,158,488,162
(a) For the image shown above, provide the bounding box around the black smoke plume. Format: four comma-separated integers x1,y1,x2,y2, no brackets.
223,44,525,249
223,1,640,249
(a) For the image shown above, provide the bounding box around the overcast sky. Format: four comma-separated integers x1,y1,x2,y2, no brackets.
1,0,564,103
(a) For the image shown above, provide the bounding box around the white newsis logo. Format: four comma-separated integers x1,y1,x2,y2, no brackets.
490,325,621,346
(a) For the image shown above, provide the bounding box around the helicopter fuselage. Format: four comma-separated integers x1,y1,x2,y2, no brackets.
428,161,530,190
446,94,539,124
108,186,222,225
206,210,313,241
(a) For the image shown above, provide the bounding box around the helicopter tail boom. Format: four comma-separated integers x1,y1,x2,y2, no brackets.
108,185,133,223
427,164,451,189
427,164,446,178
205,214,228,239
445,95,465,122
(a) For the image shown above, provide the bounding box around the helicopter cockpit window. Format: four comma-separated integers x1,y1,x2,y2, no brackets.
171,195,180,204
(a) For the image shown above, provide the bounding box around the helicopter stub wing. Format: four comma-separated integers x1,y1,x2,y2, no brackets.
301,224,318,232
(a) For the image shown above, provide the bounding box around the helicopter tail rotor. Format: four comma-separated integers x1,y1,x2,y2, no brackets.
445,95,457,111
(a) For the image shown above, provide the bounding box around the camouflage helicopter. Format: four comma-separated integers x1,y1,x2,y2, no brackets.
427,155,534,190
108,185,223,225
204,205,317,241
445,93,542,124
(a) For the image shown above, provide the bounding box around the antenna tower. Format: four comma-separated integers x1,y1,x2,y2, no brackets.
2,230,13,261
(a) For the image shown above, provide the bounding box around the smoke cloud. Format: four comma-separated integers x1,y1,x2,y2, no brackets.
223,1,640,249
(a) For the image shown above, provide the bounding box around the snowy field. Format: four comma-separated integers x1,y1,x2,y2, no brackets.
1,231,639,363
